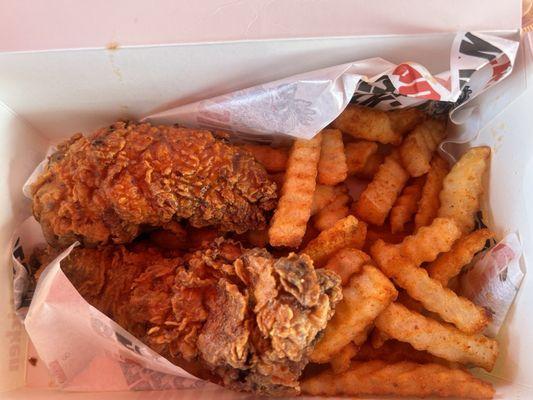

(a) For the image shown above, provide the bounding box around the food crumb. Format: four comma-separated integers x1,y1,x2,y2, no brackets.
28,357,38,366
106,41,119,51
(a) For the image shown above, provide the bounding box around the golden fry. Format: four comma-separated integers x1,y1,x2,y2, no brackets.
415,155,449,229
318,129,348,185
398,217,461,265
369,328,390,349
311,184,339,215
268,134,322,247
375,303,498,371
357,152,384,179
353,153,409,225
323,248,371,285
330,342,359,374
313,193,350,231
302,359,494,399
399,118,447,177
428,228,494,286
345,140,379,176
371,240,490,334
390,177,425,234
310,264,397,362
438,147,491,234
241,144,289,172
332,105,424,145
302,215,360,266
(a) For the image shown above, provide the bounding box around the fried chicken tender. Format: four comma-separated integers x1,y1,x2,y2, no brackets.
31,122,277,247
44,238,341,396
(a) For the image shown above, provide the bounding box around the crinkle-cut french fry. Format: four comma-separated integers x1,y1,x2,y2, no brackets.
345,141,379,176
302,215,360,266
323,248,371,285
375,303,498,371
241,144,289,172
398,217,461,265
302,359,494,399
415,155,449,229
351,220,367,249
428,228,494,286
332,105,424,145
438,147,491,234
356,152,384,179
356,339,459,367
318,129,348,185
364,225,406,252
353,153,409,225
390,177,425,234
330,342,359,373
371,241,490,334
311,184,341,215
313,193,350,231
399,118,447,177
310,264,397,363
268,134,322,247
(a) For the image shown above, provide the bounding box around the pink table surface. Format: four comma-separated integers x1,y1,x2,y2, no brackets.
0,0,521,52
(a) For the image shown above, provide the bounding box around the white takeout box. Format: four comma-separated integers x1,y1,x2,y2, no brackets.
1,2,532,399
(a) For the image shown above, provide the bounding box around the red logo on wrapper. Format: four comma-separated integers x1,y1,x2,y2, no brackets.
392,64,441,100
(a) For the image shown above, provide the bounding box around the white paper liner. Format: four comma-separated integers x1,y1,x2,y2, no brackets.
11,31,524,392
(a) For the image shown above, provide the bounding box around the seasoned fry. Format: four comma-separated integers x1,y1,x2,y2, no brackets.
438,147,491,233
311,184,338,215
356,339,459,367
313,193,350,231
330,342,359,373
415,155,449,229
268,134,322,247
302,215,360,266
390,177,425,233
302,359,494,399
345,141,379,176
364,225,406,251
398,217,461,265
310,264,397,363
332,105,424,144
353,153,409,225
324,248,371,285
318,129,348,185
241,144,289,172
371,240,490,334
357,152,384,179
399,118,447,177
375,303,498,371
428,229,494,286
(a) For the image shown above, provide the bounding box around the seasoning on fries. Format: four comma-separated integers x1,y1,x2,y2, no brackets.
372,240,490,334
438,147,491,233
269,134,322,247
242,143,289,172
390,176,425,233
323,248,371,285
353,152,409,225
345,140,379,176
375,303,498,371
302,359,495,399
310,264,397,363
399,118,447,177
317,129,348,185
415,155,449,229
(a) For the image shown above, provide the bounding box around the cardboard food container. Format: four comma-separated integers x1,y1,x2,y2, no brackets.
1,3,532,399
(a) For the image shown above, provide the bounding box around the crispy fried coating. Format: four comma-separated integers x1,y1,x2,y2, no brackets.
48,239,342,395
31,122,277,247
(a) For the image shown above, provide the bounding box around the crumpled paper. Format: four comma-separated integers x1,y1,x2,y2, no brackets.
11,31,523,392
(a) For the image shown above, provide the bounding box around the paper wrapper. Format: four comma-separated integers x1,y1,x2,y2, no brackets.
11,31,524,392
